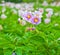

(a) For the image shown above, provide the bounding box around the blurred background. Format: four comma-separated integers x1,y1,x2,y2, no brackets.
0,0,60,3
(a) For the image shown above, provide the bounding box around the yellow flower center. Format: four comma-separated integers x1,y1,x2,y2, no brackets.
34,18,38,22
27,15,31,19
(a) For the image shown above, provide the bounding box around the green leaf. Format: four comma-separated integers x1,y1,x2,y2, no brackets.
15,47,22,55
0,48,4,55
4,49,12,55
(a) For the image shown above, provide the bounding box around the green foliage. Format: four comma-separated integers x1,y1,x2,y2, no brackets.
4,0,22,3
23,0,60,3
0,0,60,3
0,4,60,55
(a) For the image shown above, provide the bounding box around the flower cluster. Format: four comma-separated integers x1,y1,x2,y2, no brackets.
22,12,42,25
42,1,60,6
0,2,59,26
44,8,53,24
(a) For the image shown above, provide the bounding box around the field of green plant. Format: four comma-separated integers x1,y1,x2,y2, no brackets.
0,2,60,55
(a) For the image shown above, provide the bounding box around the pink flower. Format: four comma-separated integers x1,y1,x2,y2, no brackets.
46,8,53,12
42,1,48,6
31,16,41,25
46,13,52,18
39,8,44,14
1,14,7,19
15,4,20,9
26,27,35,31
22,12,33,22
44,18,51,24
33,11,43,18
